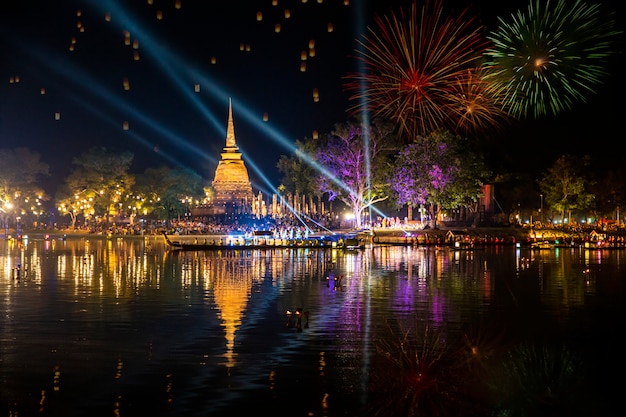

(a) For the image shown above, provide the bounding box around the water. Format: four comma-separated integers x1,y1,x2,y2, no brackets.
1,235,623,416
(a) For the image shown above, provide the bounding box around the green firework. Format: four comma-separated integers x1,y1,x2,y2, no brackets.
483,0,621,119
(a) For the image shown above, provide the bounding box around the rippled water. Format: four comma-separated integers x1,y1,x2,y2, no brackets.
1,235,623,416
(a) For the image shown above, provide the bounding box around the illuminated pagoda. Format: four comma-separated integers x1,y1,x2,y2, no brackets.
203,99,254,217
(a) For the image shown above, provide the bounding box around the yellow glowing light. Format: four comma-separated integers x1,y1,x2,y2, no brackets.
211,56,217,64
156,10,163,20
284,9,290,18
40,88,46,95
123,121,129,130
105,12,111,21
175,0,181,10
194,83,200,92
312,130,319,139
263,112,269,122
275,24,281,33
55,112,61,120
256,11,262,21
300,62,306,72
300,50,307,60
327,23,333,32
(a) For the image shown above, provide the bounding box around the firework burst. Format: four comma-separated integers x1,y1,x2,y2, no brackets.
344,0,491,140
482,0,621,119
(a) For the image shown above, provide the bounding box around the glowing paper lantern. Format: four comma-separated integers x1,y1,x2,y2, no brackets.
211,56,217,64
256,11,262,21
133,51,140,60
175,0,181,9
133,39,139,49
312,130,319,139
284,9,290,18
263,112,269,121
105,12,111,22
156,10,163,20
309,39,315,49
309,48,315,57
344,0,349,5
55,112,61,120
300,50,307,60
123,121,129,130
194,83,200,92
327,23,333,32
275,24,281,33
272,0,278,5
123,77,130,90
300,62,306,72
40,88,46,95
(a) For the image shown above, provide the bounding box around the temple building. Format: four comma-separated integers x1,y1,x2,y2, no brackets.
196,99,255,218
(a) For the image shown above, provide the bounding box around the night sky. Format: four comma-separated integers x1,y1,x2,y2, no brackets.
1,0,624,197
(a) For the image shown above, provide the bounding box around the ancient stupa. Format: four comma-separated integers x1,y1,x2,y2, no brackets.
208,99,254,215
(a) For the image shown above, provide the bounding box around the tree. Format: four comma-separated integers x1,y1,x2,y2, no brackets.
314,118,398,228
134,165,204,222
539,155,594,225
56,147,135,226
391,130,490,228
0,148,50,230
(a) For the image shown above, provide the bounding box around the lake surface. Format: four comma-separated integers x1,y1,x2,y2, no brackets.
1,235,623,416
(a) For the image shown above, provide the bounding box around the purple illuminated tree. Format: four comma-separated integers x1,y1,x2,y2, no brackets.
392,130,490,227
315,118,398,229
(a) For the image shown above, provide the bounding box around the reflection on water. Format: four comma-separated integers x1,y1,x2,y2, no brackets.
0,236,623,416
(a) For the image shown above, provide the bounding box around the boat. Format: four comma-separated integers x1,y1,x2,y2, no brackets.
162,232,363,250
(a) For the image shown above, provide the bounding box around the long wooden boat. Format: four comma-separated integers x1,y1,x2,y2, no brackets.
162,232,363,250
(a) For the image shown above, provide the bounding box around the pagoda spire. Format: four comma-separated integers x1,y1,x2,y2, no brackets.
225,98,237,149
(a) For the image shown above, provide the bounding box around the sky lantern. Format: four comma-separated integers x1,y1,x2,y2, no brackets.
69,43,75,52
300,50,307,61
256,11,262,21
272,0,278,6
156,10,163,20
313,88,319,102
76,10,81,17
211,56,217,64
275,24,281,33
309,39,315,49
239,43,244,51
54,112,61,120
105,12,111,22
312,130,319,139
40,88,46,95
147,0,153,4
263,112,269,121
300,62,306,72
245,44,251,52
344,0,349,5
123,77,130,90
327,23,333,32
123,30,131,46
284,9,291,18
309,48,315,57
123,121,129,130
174,0,181,10
194,83,200,92
133,51,140,61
